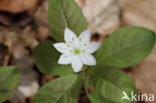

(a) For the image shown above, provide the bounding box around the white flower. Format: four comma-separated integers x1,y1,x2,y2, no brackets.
53,28,101,73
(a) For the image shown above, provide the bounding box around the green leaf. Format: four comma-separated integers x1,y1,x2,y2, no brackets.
0,66,20,103
48,0,87,42
95,26,156,68
32,74,82,103
85,67,137,103
34,41,74,76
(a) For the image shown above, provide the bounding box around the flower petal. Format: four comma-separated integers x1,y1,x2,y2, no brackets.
85,42,101,54
58,54,72,64
53,43,71,54
80,53,96,65
78,29,91,45
71,56,83,73
64,28,78,45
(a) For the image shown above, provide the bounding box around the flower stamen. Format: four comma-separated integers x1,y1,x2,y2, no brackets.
79,38,82,42
84,44,87,46
67,44,70,47
72,37,74,42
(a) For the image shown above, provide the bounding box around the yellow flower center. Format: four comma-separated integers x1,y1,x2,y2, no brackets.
74,48,81,55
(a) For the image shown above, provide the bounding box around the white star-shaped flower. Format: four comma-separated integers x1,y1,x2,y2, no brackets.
53,28,101,73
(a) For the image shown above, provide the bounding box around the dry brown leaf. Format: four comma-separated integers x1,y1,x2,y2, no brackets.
0,0,38,13
118,0,156,32
76,0,121,36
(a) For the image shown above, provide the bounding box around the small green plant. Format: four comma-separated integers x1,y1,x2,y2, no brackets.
33,0,156,103
0,66,20,103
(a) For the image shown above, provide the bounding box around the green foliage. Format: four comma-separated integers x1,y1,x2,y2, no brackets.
48,0,87,42
32,74,82,103
95,26,156,68
34,41,74,76
0,66,20,103
85,67,137,103
33,0,156,102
